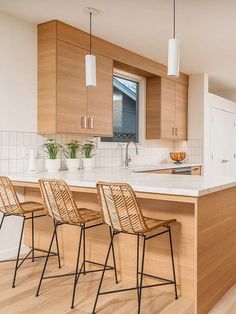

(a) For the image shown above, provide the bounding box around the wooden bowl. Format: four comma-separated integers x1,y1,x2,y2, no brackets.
170,152,186,163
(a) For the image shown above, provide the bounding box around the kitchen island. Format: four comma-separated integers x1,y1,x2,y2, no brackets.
6,168,236,314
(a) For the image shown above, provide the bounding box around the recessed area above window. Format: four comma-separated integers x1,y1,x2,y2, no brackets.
101,75,139,143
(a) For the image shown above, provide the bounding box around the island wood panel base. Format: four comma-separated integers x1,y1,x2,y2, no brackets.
196,186,236,314
20,185,236,314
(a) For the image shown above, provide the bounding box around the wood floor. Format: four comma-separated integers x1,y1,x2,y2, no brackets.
0,256,193,314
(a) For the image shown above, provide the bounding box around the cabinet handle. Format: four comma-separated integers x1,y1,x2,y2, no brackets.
81,116,87,129
88,117,94,129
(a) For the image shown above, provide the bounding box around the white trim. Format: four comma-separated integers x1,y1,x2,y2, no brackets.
97,68,146,149
0,244,29,261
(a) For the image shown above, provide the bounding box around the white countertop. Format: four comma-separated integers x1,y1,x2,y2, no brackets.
4,166,236,197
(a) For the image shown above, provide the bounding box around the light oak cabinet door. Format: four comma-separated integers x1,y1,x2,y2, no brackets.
87,54,113,136
175,83,188,140
146,77,188,140
161,79,176,139
57,41,87,133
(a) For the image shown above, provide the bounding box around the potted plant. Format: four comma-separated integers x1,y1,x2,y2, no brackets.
63,140,81,171
82,141,96,169
43,139,62,172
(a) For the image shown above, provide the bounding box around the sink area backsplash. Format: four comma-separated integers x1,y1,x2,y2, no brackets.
0,130,202,173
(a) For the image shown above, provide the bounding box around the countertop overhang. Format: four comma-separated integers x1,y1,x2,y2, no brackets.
3,166,236,197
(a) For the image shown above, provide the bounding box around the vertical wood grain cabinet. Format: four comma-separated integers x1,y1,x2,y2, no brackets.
146,77,188,140
38,21,113,135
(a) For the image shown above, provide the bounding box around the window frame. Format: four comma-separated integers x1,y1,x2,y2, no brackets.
97,69,146,149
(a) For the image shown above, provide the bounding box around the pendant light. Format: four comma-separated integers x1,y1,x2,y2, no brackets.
85,8,98,87
168,0,180,77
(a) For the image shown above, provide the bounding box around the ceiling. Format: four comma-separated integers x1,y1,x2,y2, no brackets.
0,0,236,91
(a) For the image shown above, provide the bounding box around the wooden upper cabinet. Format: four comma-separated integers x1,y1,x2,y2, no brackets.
37,21,113,135
87,54,113,136
161,79,176,139
146,77,188,140
175,83,188,140
57,41,87,133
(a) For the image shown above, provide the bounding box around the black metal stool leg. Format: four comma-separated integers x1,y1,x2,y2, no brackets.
31,212,35,262
54,220,61,269
92,231,114,314
0,213,5,230
12,217,25,288
138,235,146,314
82,226,86,275
136,234,140,304
36,223,58,296
168,226,178,299
71,226,83,309
110,227,118,284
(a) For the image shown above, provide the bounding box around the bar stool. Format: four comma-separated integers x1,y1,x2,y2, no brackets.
36,179,118,309
0,176,60,288
93,182,178,314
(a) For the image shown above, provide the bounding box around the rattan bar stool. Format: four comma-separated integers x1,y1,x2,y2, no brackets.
0,176,60,288
36,179,118,309
92,182,178,314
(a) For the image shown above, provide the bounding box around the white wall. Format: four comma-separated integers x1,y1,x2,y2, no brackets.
213,90,236,102
0,12,36,260
188,74,236,176
0,11,37,132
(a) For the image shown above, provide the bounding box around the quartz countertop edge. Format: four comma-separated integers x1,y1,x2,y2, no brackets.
132,163,202,172
3,166,236,198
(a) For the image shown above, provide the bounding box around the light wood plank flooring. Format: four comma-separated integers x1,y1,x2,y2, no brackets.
0,256,193,314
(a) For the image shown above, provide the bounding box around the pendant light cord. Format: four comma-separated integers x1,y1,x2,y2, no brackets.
89,12,92,54
173,0,176,38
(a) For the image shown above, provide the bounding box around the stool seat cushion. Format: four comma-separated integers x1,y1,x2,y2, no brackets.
144,217,176,232
77,208,101,223
21,202,44,213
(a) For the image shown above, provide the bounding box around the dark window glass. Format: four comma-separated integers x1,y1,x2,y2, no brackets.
101,76,139,143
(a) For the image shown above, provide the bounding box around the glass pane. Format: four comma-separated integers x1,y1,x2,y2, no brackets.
102,75,139,142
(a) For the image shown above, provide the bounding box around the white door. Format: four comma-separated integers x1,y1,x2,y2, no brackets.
211,107,236,177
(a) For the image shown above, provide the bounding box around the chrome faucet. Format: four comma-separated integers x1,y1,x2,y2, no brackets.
125,141,139,166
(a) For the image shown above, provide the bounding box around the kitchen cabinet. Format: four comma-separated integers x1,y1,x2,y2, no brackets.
146,77,188,140
38,22,113,135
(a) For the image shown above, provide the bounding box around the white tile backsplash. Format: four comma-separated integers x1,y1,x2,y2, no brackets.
0,130,203,173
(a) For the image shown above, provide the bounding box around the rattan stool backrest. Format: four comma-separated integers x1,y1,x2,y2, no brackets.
0,176,23,215
39,179,82,224
96,182,148,233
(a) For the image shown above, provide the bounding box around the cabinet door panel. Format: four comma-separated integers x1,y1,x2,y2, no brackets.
57,41,87,133
175,83,188,140
87,54,113,136
161,79,176,139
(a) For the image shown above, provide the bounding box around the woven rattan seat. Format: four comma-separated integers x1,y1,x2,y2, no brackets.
78,208,101,223
144,217,176,232
39,179,101,224
96,181,176,234
0,177,43,215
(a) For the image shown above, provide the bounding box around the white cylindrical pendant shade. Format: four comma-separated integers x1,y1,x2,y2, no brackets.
85,54,96,87
168,38,180,77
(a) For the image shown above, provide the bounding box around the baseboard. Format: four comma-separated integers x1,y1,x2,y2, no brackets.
0,245,30,261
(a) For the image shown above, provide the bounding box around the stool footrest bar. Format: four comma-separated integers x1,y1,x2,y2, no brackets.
138,272,175,283
99,281,175,296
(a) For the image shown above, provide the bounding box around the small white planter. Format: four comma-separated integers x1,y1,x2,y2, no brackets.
66,158,80,171
83,158,95,170
45,159,61,172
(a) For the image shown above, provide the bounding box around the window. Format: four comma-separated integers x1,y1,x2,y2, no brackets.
101,75,139,142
